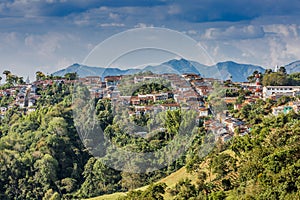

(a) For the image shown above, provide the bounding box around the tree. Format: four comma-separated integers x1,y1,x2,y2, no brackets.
247,70,259,83
173,179,197,200
36,71,46,81
17,76,25,85
209,191,226,200
64,72,78,80
262,72,289,86
80,158,121,197
235,94,245,105
211,153,237,177
34,154,59,192
3,70,11,77
278,66,287,74
121,164,144,191
265,69,273,74
141,183,167,200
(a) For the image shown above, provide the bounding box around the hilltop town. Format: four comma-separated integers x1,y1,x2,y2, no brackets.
1,68,300,143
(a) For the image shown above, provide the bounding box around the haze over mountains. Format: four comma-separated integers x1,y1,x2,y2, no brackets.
53,59,300,82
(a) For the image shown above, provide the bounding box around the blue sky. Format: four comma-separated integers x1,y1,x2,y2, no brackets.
1,0,300,80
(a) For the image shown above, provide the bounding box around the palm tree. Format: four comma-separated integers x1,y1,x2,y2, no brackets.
36,71,45,81
3,70,11,77
7,74,17,85
17,77,25,85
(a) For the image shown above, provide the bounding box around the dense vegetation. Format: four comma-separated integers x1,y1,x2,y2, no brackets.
0,77,197,199
248,67,300,86
119,98,300,200
0,69,299,199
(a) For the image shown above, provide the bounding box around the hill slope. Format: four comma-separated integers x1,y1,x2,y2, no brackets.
87,167,195,200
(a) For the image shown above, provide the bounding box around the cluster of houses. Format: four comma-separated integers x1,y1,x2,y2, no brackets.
272,101,300,116
0,79,74,117
203,116,250,142
0,84,39,117
1,71,299,142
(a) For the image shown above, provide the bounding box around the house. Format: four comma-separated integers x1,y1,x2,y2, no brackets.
119,96,131,105
107,90,120,99
224,97,238,104
137,94,154,104
18,100,25,108
104,76,122,86
30,85,37,94
288,101,300,113
161,103,180,110
195,85,212,97
134,75,158,84
272,106,293,115
130,96,140,105
86,76,101,84
152,92,172,102
199,107,209,117
27,107,36,113
182,73,201,81
263,86,300,99
28,98,36,107
223,118,244,133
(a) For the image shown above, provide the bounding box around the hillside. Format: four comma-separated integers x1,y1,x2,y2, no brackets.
90,103,300,200
87,167,196,200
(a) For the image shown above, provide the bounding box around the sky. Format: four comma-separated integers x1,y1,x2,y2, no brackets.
1,0,300,80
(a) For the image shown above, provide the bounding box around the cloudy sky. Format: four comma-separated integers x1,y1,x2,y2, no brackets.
1,0,300,80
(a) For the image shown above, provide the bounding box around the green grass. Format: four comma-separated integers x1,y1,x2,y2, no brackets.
87,192,126,200
86,167,196,200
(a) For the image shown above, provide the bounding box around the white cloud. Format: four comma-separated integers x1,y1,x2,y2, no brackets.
202,25,265,40
24,33,63,57
0,32,18,45
109,12,119,20
1,1,300,79
99,23,125,27
134,23,154,28
263,24,299,37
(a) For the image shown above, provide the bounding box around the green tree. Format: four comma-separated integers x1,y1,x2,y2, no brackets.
34,154,59,191
173,179,197,200
64,72,78,80
278,66,287,74
36,71,46,81
262,72,289,86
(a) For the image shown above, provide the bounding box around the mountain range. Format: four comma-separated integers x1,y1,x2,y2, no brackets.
52,59,300,82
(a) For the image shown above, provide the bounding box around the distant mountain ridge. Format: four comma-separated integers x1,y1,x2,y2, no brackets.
284,60,300,74
53,63,140,79
52,59,300,82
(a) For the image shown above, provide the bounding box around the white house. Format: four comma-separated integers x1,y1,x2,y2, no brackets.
199,107,209,117
263,86,300,99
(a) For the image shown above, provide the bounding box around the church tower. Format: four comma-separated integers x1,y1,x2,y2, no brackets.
26,76,30,84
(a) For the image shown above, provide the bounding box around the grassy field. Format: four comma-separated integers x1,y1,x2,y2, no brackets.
86,167,196,200
87,192,126,200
